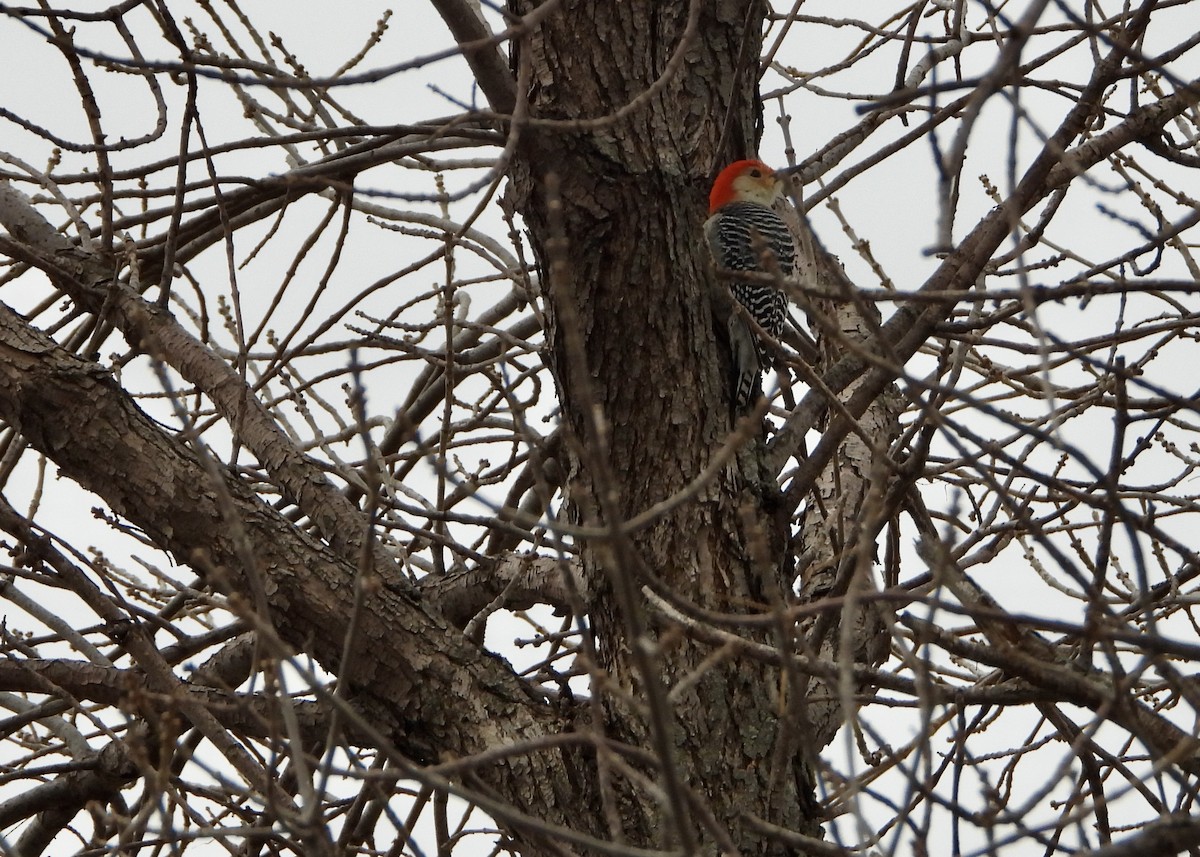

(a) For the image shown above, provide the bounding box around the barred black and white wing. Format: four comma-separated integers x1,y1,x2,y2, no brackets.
705,200,794,411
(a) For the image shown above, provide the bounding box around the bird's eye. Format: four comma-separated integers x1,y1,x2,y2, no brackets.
749,169,762,178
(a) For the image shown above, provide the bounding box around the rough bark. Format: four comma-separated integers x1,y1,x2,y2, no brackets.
505,1,822,851
0,303,604,854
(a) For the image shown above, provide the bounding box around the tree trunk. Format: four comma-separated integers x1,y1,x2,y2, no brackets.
507,2,827,850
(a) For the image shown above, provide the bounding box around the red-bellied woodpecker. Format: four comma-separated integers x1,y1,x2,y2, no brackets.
705,159,795,412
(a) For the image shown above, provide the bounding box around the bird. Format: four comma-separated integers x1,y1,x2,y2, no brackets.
704,159,795,412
